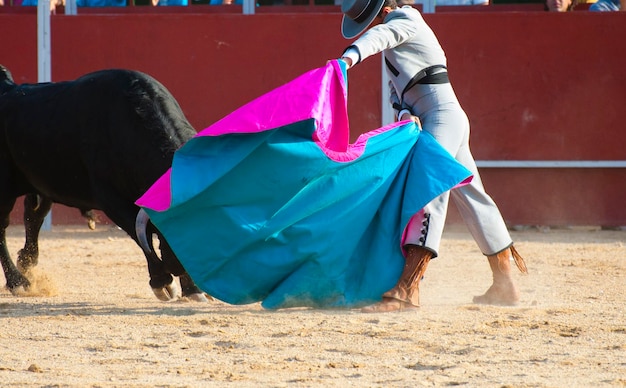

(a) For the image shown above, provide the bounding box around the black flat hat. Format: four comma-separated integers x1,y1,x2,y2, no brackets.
341,0,385,39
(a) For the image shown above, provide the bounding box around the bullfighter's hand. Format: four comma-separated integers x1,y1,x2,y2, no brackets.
339,57,353,69
398,111,422,130
326,58,353,69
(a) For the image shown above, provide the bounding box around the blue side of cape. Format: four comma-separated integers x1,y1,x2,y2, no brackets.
144,119,470,309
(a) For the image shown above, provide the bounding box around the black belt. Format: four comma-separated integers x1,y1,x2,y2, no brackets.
386,62,450,113
401,64,449,100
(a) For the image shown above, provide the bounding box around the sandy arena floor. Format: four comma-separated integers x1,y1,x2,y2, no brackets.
0,224,624,387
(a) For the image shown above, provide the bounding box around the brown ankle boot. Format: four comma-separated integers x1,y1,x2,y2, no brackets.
362,245,433,313
473,245,528,306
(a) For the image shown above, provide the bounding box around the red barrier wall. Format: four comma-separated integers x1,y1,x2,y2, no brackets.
1,11,625,226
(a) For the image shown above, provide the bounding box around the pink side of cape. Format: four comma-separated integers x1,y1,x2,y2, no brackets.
136,61,405,211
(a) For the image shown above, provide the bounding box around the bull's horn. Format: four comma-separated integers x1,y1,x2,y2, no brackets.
135,208,153,255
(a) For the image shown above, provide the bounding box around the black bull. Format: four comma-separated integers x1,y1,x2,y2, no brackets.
0,65,209,302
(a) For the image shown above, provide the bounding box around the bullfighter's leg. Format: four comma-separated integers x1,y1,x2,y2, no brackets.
362,245,433,313
473,245,527,306
0,198,31,292
17,194,52,272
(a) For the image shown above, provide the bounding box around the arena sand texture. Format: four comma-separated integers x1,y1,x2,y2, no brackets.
0,224,624,387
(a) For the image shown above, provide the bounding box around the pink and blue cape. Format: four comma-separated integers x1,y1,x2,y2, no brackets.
136,60,472,309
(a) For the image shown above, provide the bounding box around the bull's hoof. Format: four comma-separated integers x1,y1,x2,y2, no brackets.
6,274,31,295
17,249,38,273
82,210,98,230
186,293,214,302
152,281,181,301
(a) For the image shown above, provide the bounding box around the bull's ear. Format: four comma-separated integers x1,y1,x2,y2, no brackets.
0,65,13,83
0,65,15,95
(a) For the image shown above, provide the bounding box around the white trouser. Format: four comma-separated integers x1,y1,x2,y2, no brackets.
402,82,512,257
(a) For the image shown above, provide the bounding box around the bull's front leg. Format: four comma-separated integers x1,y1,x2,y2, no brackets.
0,212,31,292
0,234,30,292
145,248,180,301
17,194,52,272
135,209,210,302
178,272,212,302
157,235,210,302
